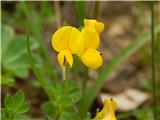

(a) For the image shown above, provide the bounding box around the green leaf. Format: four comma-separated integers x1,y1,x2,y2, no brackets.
4,94,14,109
1,74,15,87
16,101,30,113
60,111,75,120
14,113,31,120
26,21,46,86
68,81,82,103
41,101,56,117
59,106,77,120
76,1,86,26
1,25,14,56
1,108,8,120
2,25,38,79
79,25,160,118
14,90,25,111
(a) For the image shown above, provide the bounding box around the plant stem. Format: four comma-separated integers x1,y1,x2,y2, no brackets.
62,65,68,81
82,67,88,95
150,2,157,120
54,1,62,28
76,1,86,26
64,65,68,81
63,65,68,95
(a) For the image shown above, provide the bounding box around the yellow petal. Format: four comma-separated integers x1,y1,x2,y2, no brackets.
67,27,81,53
81,48,102,69
57,49,73,67
84,19,104,34
104,98,117,112
77,28,100,56
94,98,117,120
52,26,80,53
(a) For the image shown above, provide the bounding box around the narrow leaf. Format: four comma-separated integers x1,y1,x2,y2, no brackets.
76,1,86,26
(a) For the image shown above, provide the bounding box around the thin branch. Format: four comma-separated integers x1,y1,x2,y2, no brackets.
150,2,157,120
54,1,62,28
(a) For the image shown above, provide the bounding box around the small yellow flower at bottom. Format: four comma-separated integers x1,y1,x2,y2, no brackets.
94,98,117,120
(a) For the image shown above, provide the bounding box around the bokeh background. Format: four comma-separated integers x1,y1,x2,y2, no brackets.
1,1,160,120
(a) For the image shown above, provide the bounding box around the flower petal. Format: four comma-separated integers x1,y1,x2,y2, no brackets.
84,19,104,34
57,49,73,67
94,98,117,120
67,27,81,53
81,48,102,69
52,26,80,52
77,28,100,56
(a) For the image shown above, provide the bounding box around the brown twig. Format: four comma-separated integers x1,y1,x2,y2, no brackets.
54,1,62,28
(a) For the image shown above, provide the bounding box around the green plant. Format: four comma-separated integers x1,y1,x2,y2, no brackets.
42,81,82,120
1,90,30,120
1,25,38,87
26,21,83,120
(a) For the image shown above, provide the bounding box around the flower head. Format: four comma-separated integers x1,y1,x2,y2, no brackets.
52,26,80,67
52,19,104,69
94,98,117,120
76,19,104,69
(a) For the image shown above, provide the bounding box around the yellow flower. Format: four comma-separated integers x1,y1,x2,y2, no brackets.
94,98,117,120
52,26,80,67
84,19,104,34
76,19,104,69
52,19,104,69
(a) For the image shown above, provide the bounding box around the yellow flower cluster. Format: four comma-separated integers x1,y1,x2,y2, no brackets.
52,19,104,69
94,98,117,120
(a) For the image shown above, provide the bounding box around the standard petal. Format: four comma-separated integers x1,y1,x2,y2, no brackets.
80,28,100,52
67,27,81,53
81,48,102,69
84,19,104,34
57,49,73,67
52,26,80,52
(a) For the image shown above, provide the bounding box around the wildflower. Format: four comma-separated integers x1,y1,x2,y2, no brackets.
76,19,104,69
52,26,80,67
94,98,117,120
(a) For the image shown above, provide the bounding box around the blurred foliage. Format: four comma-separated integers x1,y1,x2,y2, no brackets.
42,81,82,120
1,25,39,87
1,1,160,120
1,90,30,120
79,25,160,118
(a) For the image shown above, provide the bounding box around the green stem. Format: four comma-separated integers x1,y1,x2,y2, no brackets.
63,65,68,95
62,65,68,81
150,2,157,120
26,19,45,86
65,65,68,81
82,67,88,95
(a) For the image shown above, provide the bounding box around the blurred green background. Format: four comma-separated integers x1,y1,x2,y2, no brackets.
1,1,160,120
